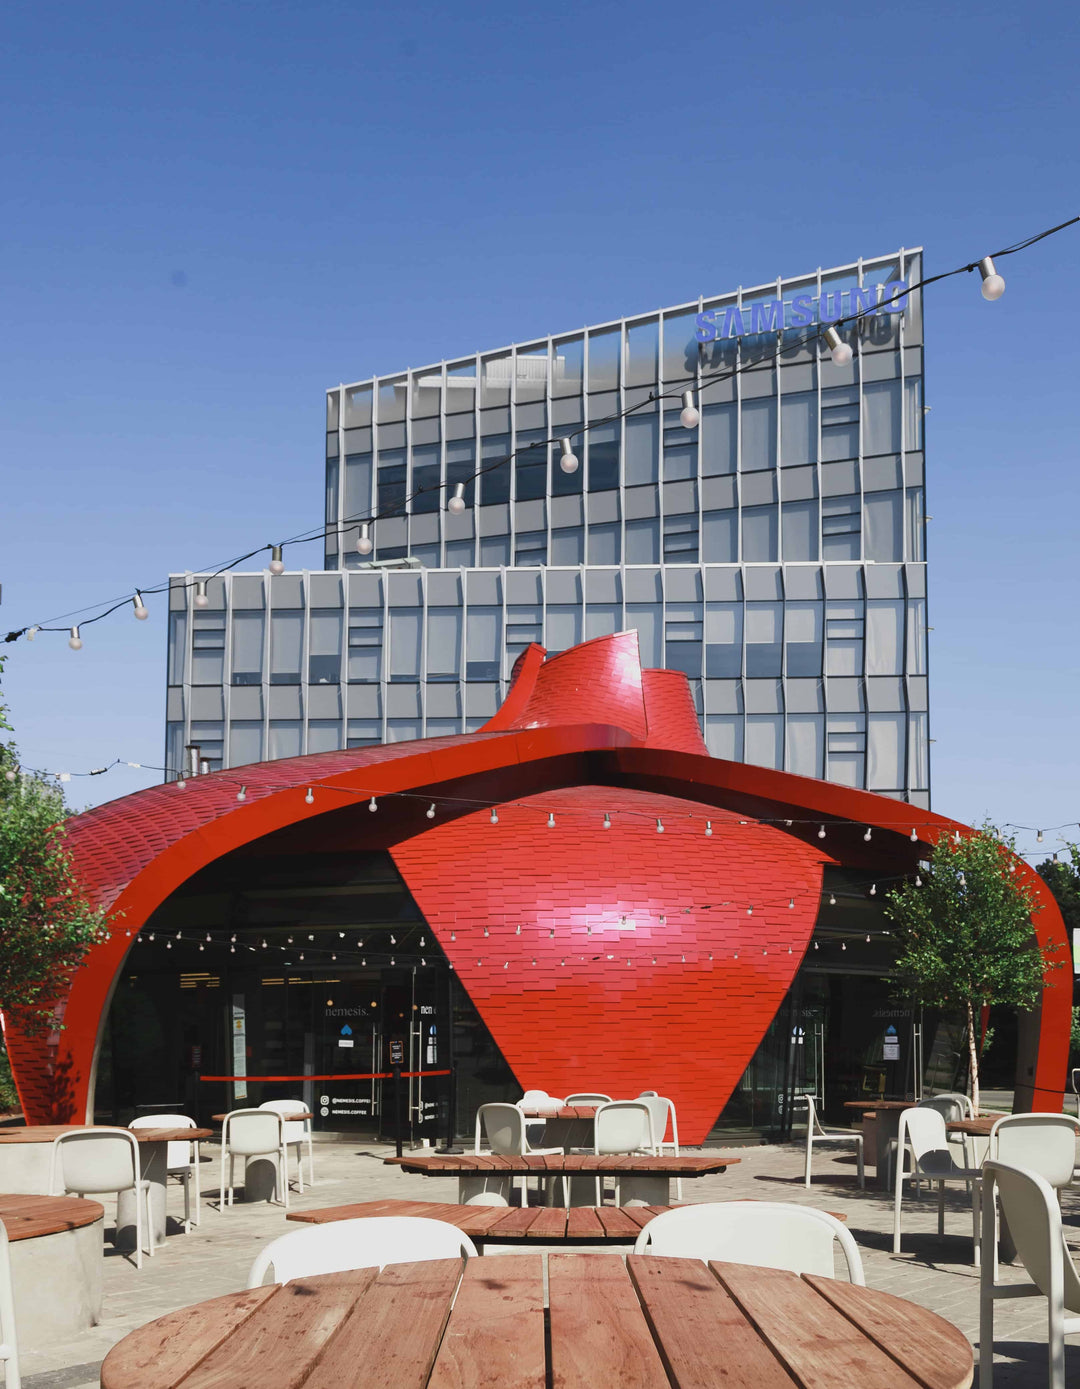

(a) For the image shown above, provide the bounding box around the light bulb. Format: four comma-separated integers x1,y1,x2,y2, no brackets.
132,592,149,620
68,625,83,650
558,438,579,474
679,390,700,429
490,807,498,824
829,893,836,905
863,826,872,842
910,827,918,842
236,786,246,802
426,803,436,819
25,627,37,641
747,906,753,915
3,767,15,782
959,873,967,887
656,818,665,833
1037,829,1044,843
978,256,1005,301
813,941,818,950
818,824,826,839
547,811,555,828
603,812,611,829
305,788,314,804
357,523,373,555
788,898,795,909
841,941,847,951
448,482,466,513
176,775,187,790
869,883,877,896
705,821,713,836
823,325,853,366
865,934,871,943
193,579,209,608
269,545,285,575
369,796,377,812
915,874,922,887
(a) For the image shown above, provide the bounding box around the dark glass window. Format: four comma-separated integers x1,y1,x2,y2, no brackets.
588,423,619,491
481,435,511,506
411,461,441,513
706,644,742,678
665,642,702,678
745,642,782,677
786,642,822,677
515,435,548,501
377,462,407,515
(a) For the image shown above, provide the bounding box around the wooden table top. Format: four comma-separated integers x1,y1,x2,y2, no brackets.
211,1112,314,1123
843,1100,917,1111
519,1105,599,1119
946,1118,997,1136
387,1152,738,1176
0,1193,105,1241
0,1125,211,1144
99,1253,973,1389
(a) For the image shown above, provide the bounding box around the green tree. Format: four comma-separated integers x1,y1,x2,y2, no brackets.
0,659,110,1044
883,823,1060,1115
1037,842,1080,938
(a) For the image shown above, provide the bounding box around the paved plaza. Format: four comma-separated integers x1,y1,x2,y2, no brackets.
18,1135,1080,1388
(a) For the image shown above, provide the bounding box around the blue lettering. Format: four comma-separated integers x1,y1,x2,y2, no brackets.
721,305,746,337
695,309,717,343
881,280,908,312
751,299,784,333
790,294,816,327
851,286,879,316
819,291,843,324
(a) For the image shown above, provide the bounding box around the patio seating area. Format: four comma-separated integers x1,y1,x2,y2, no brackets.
5,1117,1080,1388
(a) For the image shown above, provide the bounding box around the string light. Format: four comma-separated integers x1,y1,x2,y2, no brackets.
863,827,872,842
679,391,700,429
490,808,498,824
705,821,713,836
788,898,795,909
910,828,918,842
68,626,82,650
356,523,373,556
603,812,611,829
558,439,579,474
1037,830,1044,843
547,812,555,828
369,796,377,812
305,788,314,804
193,580,209,608
823,325,853,366
447,482,466,514
427,803,436,819
869,883,876,896
978,256,1006,300
132,592,149,620
269,545,285,575
236,785,247,802
656,818,665,833
829,893,836,905
818,825,826,839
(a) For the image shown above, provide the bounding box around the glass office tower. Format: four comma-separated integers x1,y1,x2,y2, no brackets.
167,249,930,805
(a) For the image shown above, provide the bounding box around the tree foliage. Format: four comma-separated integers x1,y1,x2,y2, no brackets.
1037,842,1080,938
883,822,1060,1113
0,660,110,1035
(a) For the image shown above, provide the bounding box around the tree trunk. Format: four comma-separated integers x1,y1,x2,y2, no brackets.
966,998,980,1117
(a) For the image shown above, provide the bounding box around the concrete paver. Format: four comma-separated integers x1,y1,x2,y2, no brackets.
17,1136,1080,1387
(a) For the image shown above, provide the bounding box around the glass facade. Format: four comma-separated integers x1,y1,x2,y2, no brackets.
167,249,929,805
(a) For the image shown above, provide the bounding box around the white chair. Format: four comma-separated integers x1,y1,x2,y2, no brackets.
219,1109,288,1211
0,1221,20,1389
259,1100,315,1192
637,1094,684,1199
246,1216,477,1288
989,1113,1080,1190
464,1191,510,1206
633,1201,864,1284
49,1128,153,1270
564,1093,611,1105
980,1159,1080,1389
1071,1069,1080,1119
796,1094,864,1190
475,1103,563,1205
593,1101,656,1205
893,1107,982,1259
130,1114,201,1231
919,1092,976,1166
516,1091,563,1148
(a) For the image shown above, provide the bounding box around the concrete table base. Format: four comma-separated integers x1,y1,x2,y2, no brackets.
10,1217,103,1344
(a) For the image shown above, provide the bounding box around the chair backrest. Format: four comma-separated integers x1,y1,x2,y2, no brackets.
0,1218,19,1382
223,1109,283,1157
51,1129,139,1195
464,1191,510,1206
594,1101,655,1156
518,1091,561,1116
475,1103,525,1156
637,1096,672,1147
564,1093,612,1105
637,1090,659,1098
633,1201,864,1283
918,1093,971,1123
246,1216,477,1288
259,1100,309,1142
794,1093,826,1136
899,1106,950,1166
984,1160,1080,1314
130,1113,197,1169
990,1114,1080,1190
1072,1069,1080,1098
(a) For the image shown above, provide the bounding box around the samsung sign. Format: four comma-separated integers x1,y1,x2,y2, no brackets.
695,282,909,343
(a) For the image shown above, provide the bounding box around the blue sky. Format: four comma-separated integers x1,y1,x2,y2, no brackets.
1,0,1077,858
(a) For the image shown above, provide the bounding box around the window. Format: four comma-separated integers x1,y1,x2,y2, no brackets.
550,527,584,565
785,601,822,677
229,721,263,767
191,613,225,685
168,611,187,684
308,610,342,685
625,319,658,386
741,506,778,562
705,602,742,677
377,454,407,514
701,403,736,475
231,612,264,686
625,518,659,564
863,380,901,454
466,606,501,679
740,398,776,471
821,385,859,461
515,432,547,501
308,721,342,754
864,491,902,562
427,609,462,679
515,531,547,566
663,514,698,563
268,721,302,760
587,328,620,391
780,391,817,466
480,435,511,505
546,604,581,653
624,415,658,485
866,600,903,675
587,523,620,565
701,511,737,562
269,612,303,685
390,608,422,680
588,422,619,491
781,499,819,561
745,603,782,677
410,451,441,513
348,612,382,682
822,495,860,561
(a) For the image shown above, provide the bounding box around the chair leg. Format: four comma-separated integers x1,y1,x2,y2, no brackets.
979,1274,995,1389
181,1170,192,1233
856,1139,865,1189
305,1133,315,1187
192,1147,201,1226
281,1145,289,1209
892,1174,904,1254
132,1189,143,1271
1049,1289,1066,1389
144,1185,155,1258
805,1135,813,1189
938,1181,946,1236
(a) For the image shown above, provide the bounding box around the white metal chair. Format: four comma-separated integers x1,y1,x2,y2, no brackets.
980,1159,1080,1389
259,1100,315,1192
246,1216,477,1288
0,1221,20,1389
49,1128,154,1269
475,1103,563,1205
593,1101,656,1205
130,1113,201,1231
564,1093,611,1105
219,1108,288,1211
919,1092,976,1167
517,1090,563,1148
633,1201,864,1284
637,1094,683,1199
796,1094,864,1190
989,1113,1080,1190
893,1107,982,1259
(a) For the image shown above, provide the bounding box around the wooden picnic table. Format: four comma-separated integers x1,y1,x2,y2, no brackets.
387,1151,737,1206
518,1104,600,1153
211,1112,314,1122
99,1252,973,1389
0,1194,105,1345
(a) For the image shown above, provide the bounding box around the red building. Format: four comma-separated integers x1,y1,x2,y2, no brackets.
3,633,1069,1143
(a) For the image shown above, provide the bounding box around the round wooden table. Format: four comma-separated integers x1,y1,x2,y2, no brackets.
844,1101,916,1189
0,1125,211,1249
0,1194,104,1346
100,1252,973,1389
